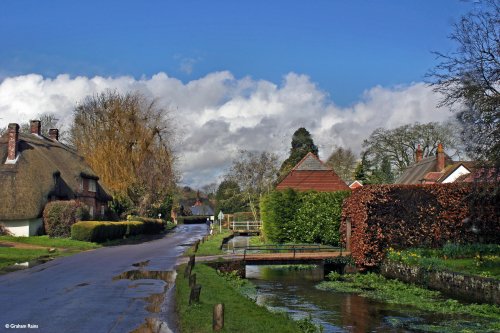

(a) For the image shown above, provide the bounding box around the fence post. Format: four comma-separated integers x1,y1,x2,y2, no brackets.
189,285,202,305
189,273,197,288
213,303,224,331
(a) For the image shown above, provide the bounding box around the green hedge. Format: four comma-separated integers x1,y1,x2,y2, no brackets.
127,215,165,234
177,216,210,224
71,221,146,242
260,189,350,245
232,211,260,221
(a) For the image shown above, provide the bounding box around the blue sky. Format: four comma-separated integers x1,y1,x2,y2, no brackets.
0,1,473,186
1,0,470,106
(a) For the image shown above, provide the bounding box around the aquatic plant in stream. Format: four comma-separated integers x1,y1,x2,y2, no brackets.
318,273,500,320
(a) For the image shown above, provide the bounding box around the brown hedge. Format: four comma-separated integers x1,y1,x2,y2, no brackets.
340,183,500,267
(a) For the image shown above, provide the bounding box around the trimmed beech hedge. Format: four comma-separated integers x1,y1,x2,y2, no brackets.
127,216,165,234
340,183,500,268
71,218,165,242
177,216,210,224
260,189,351,245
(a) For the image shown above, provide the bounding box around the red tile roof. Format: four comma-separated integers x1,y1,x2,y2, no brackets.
276,152,350,192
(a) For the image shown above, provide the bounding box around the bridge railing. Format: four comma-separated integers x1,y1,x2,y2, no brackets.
239,244,343,259
230,221,262,231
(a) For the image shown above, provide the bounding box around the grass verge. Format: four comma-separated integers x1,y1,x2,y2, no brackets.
185,230,232,256
318,272,500,332
176,263,301,333
0,235,101,270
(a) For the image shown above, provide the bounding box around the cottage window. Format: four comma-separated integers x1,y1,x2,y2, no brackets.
88,179,97,192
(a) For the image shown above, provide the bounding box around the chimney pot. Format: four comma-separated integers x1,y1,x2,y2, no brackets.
436,143,445,172
416,144,423,162
30,120,41,136
49,128,59,141
7,123,20,161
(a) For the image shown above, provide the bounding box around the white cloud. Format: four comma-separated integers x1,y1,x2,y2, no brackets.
0,72,452,187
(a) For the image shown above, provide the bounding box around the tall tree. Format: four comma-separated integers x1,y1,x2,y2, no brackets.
70,90,177,216
227,150,279,220
362,121,462,176
370,156,395,184
214,180,247,215
325,147,357,182
278,127,318,180
429,0,499,164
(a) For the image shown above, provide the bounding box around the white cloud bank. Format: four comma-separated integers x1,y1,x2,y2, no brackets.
0,72,452,187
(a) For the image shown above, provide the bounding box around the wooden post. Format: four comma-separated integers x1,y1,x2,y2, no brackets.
194,240,200,252
189,273,197,288
184,255,195,278
213,303,224,331
189,285,201,305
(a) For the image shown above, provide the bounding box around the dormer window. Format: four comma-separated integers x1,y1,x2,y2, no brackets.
88,179,96,192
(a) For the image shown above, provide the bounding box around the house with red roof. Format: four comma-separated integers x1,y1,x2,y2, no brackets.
276,152,350,192
396,143,473,184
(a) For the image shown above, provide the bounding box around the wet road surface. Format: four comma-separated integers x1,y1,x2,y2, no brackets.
0,224,207,333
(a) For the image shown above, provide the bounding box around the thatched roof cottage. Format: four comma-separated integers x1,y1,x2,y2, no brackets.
0,121,111,236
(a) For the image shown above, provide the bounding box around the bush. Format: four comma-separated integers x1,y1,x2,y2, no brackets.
341,183,500,267
260,189,350,245
71,221,144,242
177,216,210,224
43,200,90,237
0,223,12,236
232,212,259,222
127,215,165,234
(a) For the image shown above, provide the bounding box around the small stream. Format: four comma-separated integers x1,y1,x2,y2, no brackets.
224,236,488,333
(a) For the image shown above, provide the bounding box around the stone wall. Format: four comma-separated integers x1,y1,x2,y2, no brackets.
380,260,500,305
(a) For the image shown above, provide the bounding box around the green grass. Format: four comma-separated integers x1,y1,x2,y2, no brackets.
0,235,101,270
186,230,232,256
0,235,100,251
176,263,301,333
318,273,500,327
0,248,55,269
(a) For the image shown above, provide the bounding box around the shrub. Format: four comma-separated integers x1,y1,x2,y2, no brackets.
43,200,90,237
177,216,210,224
127,215,165,234
341,183,500,267
232,212,259,222
71,221,144,242
0,223,12,236
260,189,350,245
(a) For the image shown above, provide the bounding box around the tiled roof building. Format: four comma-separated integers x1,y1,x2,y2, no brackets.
276,152,350,192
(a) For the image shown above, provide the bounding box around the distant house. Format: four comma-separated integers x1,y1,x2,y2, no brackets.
276,152,350,192
396,144,472,184
0,121,111,236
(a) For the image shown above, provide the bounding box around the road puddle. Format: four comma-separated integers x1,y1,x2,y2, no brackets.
0,256,54,274
113,266,176,333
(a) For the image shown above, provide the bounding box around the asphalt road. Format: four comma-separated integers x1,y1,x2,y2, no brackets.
0,224,207,333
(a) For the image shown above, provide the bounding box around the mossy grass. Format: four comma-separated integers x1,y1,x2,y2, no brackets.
185,230,232,256
0,236,101,270
318,273,500,329
176,263,301,333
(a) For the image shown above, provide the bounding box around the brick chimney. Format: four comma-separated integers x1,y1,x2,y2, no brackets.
30,120,41,135
49,129,59,141
7,123,20,161
416,144,423,162
436,143,445,172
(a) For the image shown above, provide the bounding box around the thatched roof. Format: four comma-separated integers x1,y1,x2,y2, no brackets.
0,132,111,220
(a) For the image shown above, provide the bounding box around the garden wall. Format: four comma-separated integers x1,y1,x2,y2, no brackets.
340,183,499,267
380,260,500,305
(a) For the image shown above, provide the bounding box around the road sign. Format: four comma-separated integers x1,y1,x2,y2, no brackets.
218,211,224,221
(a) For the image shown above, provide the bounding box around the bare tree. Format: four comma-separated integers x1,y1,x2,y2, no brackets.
429,0,499,163
227,150,279,220
362,121,463,175
325,147,357,183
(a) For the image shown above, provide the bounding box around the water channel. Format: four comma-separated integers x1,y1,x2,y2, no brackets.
224,236,489,333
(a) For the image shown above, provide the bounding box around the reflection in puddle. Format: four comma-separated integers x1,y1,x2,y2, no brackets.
113,269,176,333
0,257,54,274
